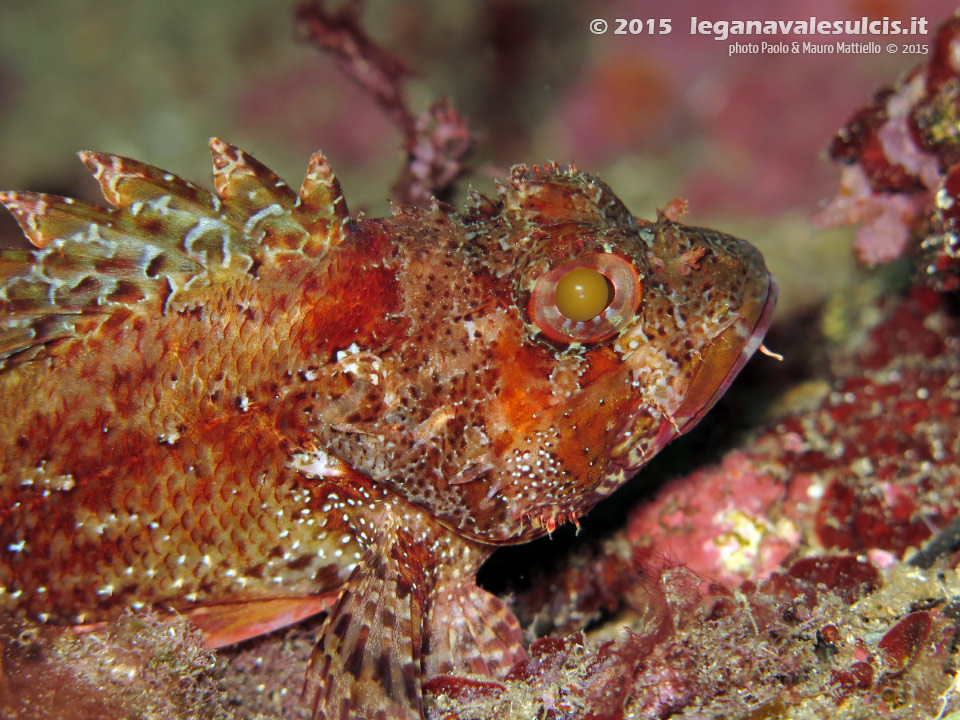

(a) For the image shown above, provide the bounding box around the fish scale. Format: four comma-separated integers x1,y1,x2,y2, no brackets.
0,140,775,719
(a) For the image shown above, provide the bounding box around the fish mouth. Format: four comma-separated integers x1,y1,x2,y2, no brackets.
612,272,778,471
652,273,778,456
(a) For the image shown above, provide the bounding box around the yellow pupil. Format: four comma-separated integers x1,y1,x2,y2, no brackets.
554,268,614,322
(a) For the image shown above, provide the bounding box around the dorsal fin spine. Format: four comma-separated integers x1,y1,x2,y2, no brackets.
1,141,350,367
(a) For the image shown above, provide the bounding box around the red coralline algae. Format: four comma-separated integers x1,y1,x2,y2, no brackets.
625,448,796,586
295,0,474,206
622,286,960,587
785,556,879,605
874,611,956,708
429,554,959,718
920,161,960,291
818,12,960,289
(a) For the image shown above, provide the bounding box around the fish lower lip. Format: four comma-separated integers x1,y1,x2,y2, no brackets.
673,273,779,438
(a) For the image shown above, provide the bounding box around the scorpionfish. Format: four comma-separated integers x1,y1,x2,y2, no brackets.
0,140,776,719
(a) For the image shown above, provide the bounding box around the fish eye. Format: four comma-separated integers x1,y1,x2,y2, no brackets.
529,253,641,343
554,268,614,322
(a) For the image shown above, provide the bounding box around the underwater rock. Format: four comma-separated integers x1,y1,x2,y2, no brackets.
0,613,238,720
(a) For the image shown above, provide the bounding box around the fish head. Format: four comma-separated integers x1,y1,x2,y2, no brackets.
319,165,775,544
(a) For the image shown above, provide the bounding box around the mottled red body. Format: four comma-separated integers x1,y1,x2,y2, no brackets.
0,141,774,718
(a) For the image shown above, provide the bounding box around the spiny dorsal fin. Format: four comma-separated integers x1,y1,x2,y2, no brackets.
300,148,349,227
300,145,350,233
208,138,347,255
0,190,204,367
0,141,349,367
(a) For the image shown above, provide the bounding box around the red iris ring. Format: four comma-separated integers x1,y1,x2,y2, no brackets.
529,253,641,343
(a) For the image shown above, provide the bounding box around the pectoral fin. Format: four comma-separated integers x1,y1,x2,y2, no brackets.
424,579,526,678
303,514,429,720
